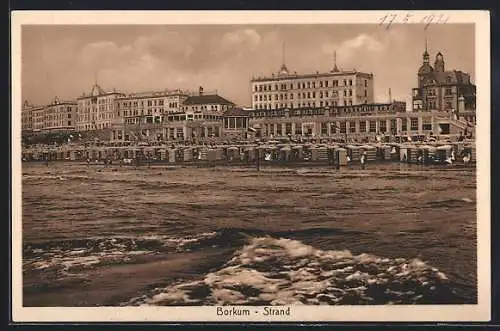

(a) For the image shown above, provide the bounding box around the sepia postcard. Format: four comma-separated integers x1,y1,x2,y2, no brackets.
11,10,491,322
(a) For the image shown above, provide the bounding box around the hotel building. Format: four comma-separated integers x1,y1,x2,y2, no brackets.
22,98,77,133
250,59,374,110
76,84,125,131
21,100,39,133
42,97,77,132
112,89,190,141
412,46,476,123
110,87,233,142
118,89,190,126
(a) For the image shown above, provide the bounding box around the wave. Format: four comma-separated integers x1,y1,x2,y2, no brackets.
425,198,475,208
23,174,90,181
124,235,464,306
23,232,218,277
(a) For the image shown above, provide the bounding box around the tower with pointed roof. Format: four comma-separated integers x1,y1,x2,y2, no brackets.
412,38,476,122
418,38,434,87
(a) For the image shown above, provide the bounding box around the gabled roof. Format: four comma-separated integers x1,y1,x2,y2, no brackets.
183,94,234,105
431,70,471,85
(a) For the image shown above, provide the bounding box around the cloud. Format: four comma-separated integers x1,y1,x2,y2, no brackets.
221,29,261,49
78,41,134,69
322,34,385,61
134,32,194,59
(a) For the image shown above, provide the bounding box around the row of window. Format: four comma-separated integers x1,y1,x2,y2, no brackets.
44,106,74,113
119,100,181,108
78,113,114,121
43,113,72,120
254,100,353,110
180,105,227,112
77,122,113,130
254,79,369,92
80,99,115,106
258,118,429,136
255,89,369,102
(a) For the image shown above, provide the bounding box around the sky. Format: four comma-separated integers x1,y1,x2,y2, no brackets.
21,24,474,110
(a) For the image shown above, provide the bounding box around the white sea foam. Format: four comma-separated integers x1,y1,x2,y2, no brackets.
125,236,457,306
23,232,219,277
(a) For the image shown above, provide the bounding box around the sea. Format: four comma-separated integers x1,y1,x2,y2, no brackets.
21,162,477,306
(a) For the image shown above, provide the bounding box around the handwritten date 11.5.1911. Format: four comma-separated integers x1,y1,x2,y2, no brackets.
379,13,450,30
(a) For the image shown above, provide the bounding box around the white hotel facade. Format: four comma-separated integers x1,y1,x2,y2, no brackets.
250,62,375,110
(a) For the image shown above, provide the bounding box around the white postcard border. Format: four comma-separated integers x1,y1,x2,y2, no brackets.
10,10,491,322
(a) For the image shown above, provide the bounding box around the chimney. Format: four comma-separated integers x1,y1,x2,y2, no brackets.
388,88,392,103
199,86,204,96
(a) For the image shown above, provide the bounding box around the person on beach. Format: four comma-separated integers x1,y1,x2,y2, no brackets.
362,152,368,169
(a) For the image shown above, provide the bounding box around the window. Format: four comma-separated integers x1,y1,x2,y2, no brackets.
285,123,292,135
422,118,432,131
349,90,352,96
401,119,407,131
295,123,302,135
312,92,316,98
321,122,328,135
325,81,329,87
276,124,282,135
340,121,346,133
359,121,366,132
349,123,356,133
236,117,243,128
364,79,367,87
344,90,347,97
333,80,338,87
379,120,387,133
439,123,450,134
410,117,418,131
364,90,367,97
349,80,352,86
343,80,347,86
269,124,275,135
369,120,376,133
